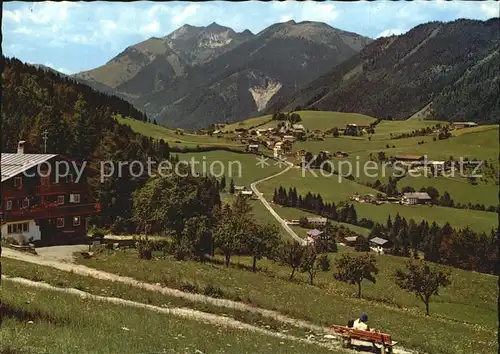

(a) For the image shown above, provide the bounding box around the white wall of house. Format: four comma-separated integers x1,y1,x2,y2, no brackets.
2,219,41,242
403,197,417,205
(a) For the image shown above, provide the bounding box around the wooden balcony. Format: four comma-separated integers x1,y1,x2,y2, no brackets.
36,184,86,195
1,202,101,222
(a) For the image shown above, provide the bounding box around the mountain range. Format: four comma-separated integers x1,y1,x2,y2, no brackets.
73,20,372,129
270,18,500,125
71,18,499,129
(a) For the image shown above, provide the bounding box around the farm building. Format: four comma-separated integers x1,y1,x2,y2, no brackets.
246,144,259,153
306,217,327,227
452,122,478,129
239,190,254,198
292,124,305,132
369,237,389,248
1,141,100,245
344,236,358,246
307,229,324,237
402,192,432,205
395,155,425,162
335,151,349,158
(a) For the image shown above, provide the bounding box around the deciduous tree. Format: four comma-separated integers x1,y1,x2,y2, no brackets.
334,253,379,298
394,261,451,315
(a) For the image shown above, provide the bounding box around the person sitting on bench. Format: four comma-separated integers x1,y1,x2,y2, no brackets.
353,312,369,331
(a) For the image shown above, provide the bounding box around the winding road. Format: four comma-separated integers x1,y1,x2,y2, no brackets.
250,159,306,245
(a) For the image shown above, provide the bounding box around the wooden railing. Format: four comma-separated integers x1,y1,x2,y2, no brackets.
0,202,101,221
36,184,86,195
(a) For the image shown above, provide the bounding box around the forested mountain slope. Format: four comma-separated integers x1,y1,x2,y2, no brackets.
271,18,499,125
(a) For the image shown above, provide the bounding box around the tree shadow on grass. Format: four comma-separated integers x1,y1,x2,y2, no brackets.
0,302,71,326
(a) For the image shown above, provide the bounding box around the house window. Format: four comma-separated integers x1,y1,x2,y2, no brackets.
40,175,50,186
14,176,22,187
70,194,80,203
7,222,29,234
66,174,74,183
5,200,12,210
57,196,65,205
73,216,81,226
56,217,65,228
22,198,30,208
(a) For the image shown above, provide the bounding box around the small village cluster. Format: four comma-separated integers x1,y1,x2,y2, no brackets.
209,120,375,159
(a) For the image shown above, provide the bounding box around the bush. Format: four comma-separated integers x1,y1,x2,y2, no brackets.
180,283,199,293
203,284,224,298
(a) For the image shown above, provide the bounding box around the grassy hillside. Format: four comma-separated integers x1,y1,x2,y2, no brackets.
176,150,284,187
1,280,336,354
355,202,497,233
116,115,244,148
224,111,376,132
398,174,498,206
258,167,379,202
74,247,497,354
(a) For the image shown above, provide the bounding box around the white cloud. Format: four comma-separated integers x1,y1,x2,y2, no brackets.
376,28,406,38
172,4,200,25
13,26,33,35
301,3,338,22
100,20,117,31
480,3,499,18
141,20,160,34
57,67,73,75
4,9,22,22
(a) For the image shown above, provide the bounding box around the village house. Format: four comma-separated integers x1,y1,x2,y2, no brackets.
346,123,371,132
295,149,307,158
234,185,246,192
402,192,432,205
292,124,305,132
335,151,349,158
452,122,478,129
239,190,254,198
305,228,324,245
306,217,327,227
1,141,100,245
246,144,259,153
212,123,226,130
282,135,296,142
273,142,283,158
369,237,390,253
344,236,358,246
395,155,425,167
428,160,446,173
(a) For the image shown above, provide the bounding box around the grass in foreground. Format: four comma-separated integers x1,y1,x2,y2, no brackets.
1,281,339,354
1,258,316,341
76,248,497,354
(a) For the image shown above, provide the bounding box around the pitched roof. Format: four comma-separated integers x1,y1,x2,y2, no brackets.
395,155,424,160
403,192,431,199
306,229,323,237
306,217,327,223
344,236,358,242
369,237,388,245
1,153,58,182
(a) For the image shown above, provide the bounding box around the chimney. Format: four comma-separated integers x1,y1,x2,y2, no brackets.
17,140,25,154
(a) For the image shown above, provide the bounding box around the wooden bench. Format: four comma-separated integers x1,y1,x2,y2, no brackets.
331,324,395,354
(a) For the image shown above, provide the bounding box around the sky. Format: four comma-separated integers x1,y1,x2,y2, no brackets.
2,1,498,75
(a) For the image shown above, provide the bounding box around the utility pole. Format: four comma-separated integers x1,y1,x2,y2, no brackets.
42,130,48,153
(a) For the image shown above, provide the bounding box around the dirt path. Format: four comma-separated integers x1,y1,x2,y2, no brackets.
3,275,341,351
2,248,415,354
2,248,323,332
250,160,306,245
